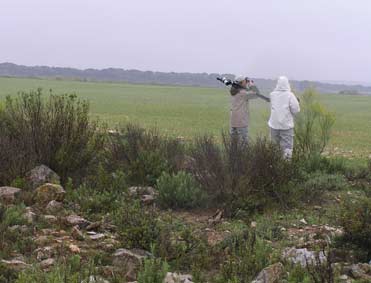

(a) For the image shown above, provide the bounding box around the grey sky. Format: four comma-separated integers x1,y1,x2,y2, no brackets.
1,0,371,82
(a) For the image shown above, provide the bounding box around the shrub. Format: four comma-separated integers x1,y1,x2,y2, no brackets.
190,135,297,215
137,252,169,283
340,197,371,258
65,167,127,218
15,256,100,283
294,89,335,158
297,172,348,203
156,171,205,209
155,216,210,271
107,124,184,186
113,200,160,250
0,204,35,259
0,89,104,185
216,230,273,283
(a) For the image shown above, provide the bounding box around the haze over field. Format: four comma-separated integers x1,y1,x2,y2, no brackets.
1,0,371,83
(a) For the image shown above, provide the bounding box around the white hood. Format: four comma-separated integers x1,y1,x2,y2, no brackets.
268,76,300,130
274,76,291,92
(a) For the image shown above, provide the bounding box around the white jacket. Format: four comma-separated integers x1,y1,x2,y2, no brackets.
268,76,300,130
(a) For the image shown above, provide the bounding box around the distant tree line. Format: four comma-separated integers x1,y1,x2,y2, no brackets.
1,62,370,95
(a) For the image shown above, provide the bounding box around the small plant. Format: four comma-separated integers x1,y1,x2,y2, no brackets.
15,256,98,283
298,172,348,203
294,88,335,158
137,255,169,283
216,229,272,283
340,197,371,259
113,200,160,250
190,135,297,215
156,171,205,209
108,124,184,186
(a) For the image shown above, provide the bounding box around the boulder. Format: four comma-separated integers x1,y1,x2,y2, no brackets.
46,200,64,215
128,186,157,204
35,246,56,261
251,262,284,283
71,226,85,241
69,244,81,254
35,183,65,204
164,272,194,283
348,263,371,280
112,248,152,281
23,207,36,224
0,186,21,204
282,248,326,267
65,214,90,228
81,275,110,283
1,259,31,271
40,258,55,269
43,215,58,223
26,165,60,189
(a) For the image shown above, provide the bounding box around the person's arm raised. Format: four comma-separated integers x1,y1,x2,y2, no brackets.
246,85,270,102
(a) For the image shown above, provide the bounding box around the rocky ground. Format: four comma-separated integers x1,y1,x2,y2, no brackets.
1,165,371,283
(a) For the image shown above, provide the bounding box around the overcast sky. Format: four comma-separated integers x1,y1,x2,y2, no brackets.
1,0,370,82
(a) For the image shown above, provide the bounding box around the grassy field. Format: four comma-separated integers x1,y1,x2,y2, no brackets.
0,77,370,157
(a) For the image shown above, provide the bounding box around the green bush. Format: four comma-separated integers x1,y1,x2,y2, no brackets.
65,168,127,218
340,197,371,258
155,217,210,271
190,135,297,215
0,204,35,259
113,200,160,250
0,89,104,185
156,171,205,209
216,230,272,283
15,256,100,283
108,124,184,186
294,88,335,158
297,172,348,203
137,256,169,283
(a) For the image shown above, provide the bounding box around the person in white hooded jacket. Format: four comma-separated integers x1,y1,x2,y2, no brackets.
268,76,300,158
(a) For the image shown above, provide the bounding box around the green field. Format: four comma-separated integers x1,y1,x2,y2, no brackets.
0,77,370,157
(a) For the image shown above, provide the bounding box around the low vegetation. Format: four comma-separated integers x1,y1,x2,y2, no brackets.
0,89,370,283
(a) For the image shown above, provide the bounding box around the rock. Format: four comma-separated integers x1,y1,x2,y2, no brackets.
34,235,51,246
35,246,55,261
0,186,21,204
26,165,60,189
164,272,193,283
128,187,157,204
65,214,90,228
23,207,36,224
1,259,31,271
35,183,65,204
282,248,326,267
69,244,81,254
43,215,58,223
71,226,85,241
46,200,64,215
251,262,284,283
208,209,224,225
89,233,105,241
141,194,155,205
40,258,55,269
9,225,29,233
348,263,371,280
112,248,152,281
86,221,102,231
299,218,308,225
81,276,110,283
